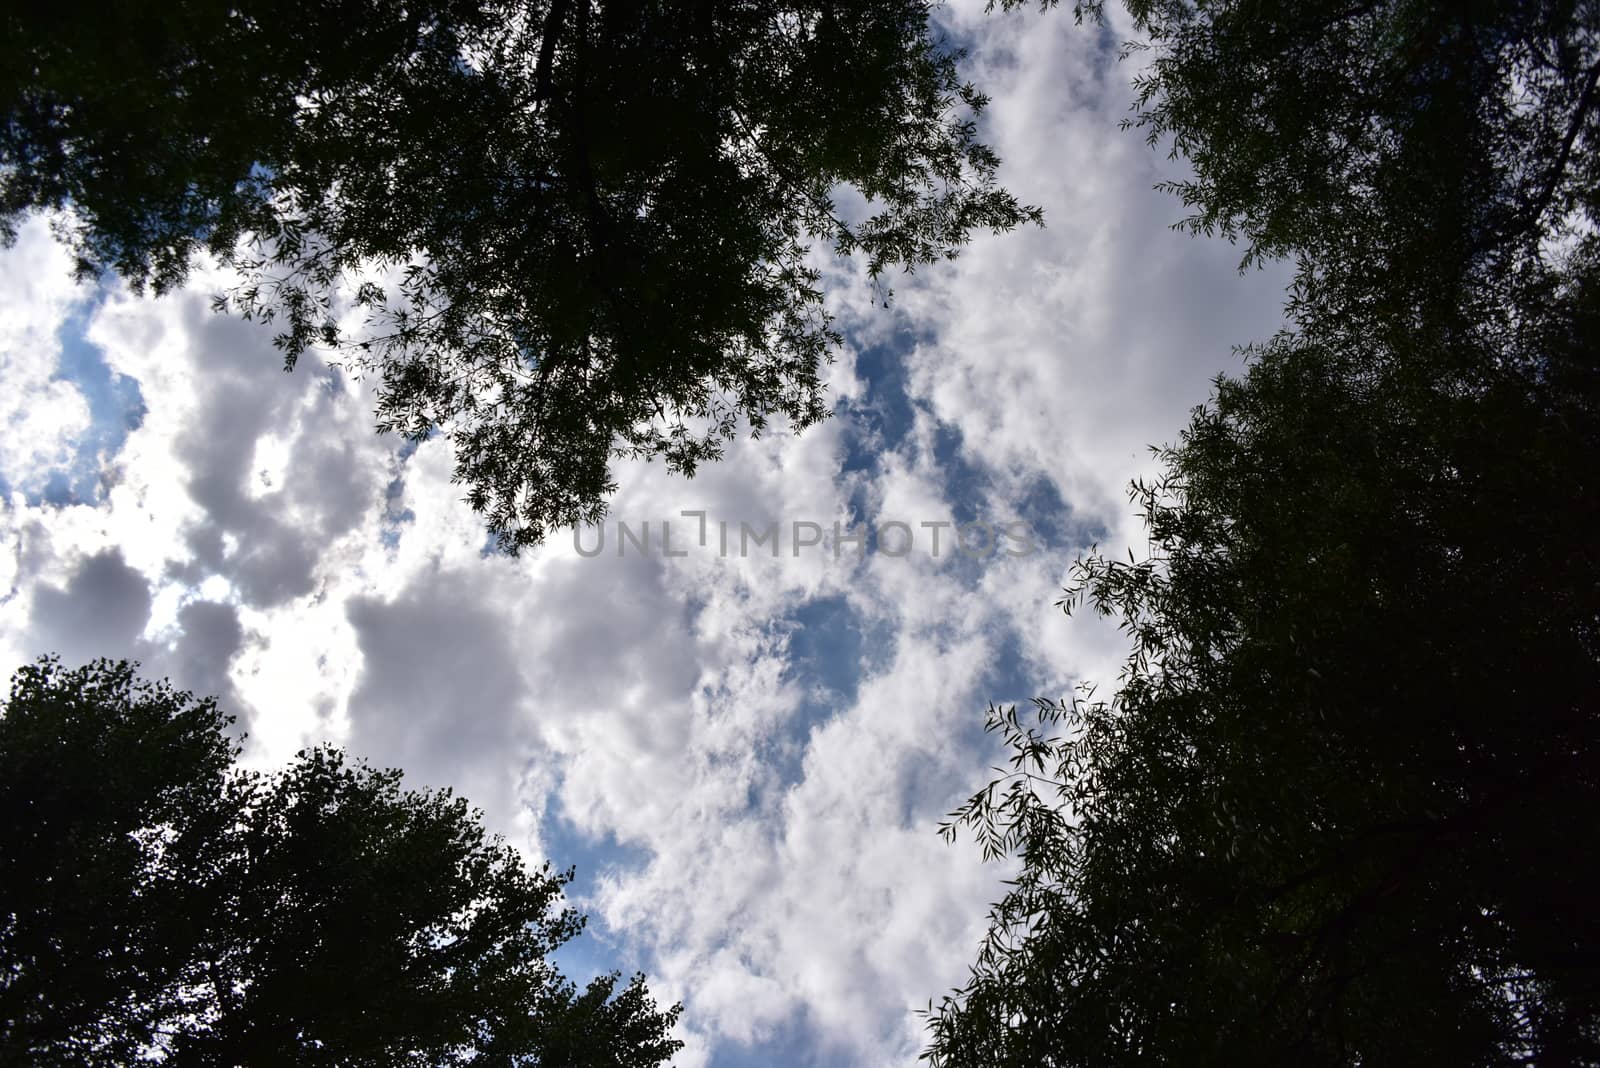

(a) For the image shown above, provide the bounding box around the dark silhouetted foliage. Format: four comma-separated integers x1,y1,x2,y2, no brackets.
0,657,682,1067
928,306,1600,1065
1010,0,1600,324
929,2,1600,1065
1,0,1039,550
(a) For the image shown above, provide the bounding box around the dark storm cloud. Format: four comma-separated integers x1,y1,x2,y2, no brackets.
537,547,702,709
28,548,151,664
172,314,375,608
344,575,528,795
27,549,246,718
167,599,245,711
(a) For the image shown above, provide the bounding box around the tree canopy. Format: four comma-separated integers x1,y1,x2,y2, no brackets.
927,1,1600,1064
3,0,1038,550
0,656,683,1066
927,312,1600,1065
1017,0,1600,316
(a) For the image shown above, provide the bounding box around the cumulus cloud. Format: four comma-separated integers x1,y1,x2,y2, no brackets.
0,7,1292,1066
29,547,152,665
0,220,92,496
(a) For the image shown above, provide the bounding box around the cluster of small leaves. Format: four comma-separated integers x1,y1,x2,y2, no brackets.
4,0,1041,551
0,657,240,1066
0,657,683,1067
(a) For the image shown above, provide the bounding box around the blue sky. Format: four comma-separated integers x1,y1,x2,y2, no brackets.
0,4,1291,1064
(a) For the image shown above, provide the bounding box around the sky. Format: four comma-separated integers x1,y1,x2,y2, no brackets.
0,5,1292,1065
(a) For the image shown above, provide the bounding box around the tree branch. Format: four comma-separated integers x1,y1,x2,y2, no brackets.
1529,56,1600,234
533,0,572,105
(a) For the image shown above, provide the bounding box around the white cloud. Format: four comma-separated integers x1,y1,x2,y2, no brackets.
0,9,1293,1066
0,220,92,495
